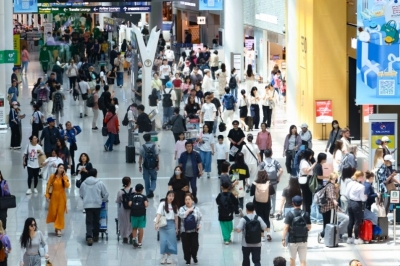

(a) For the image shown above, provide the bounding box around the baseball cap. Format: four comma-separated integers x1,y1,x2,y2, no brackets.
300,123,308,128
204,69,210,73
12,67,20,71
292,195,303,206
384,154,395,163
47,117,55,123
381,136,390,142
135,183,144,191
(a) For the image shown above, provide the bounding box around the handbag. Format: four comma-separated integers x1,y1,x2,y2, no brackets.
46,259,53,266
272,215,284,232
38,154,47,166
48,176,56,198
38,233,46,257
328,130,340,154
102,114,116,137
70,141,78,151
78,84,89,100
299,175,308,185
234,180,245,198
381,20,399,44
154,207,167,228
0,195,16,209
308,173,319,193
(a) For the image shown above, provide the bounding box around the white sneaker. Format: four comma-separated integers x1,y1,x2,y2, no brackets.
33,188,38,194
354,238,364,245
347,237,354,244
26,189,32,195
160,258,167,264
261,236,266,242
166,257,172,264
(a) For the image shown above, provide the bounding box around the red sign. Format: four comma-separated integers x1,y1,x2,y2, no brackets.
363,105,374,123
315,100,333,124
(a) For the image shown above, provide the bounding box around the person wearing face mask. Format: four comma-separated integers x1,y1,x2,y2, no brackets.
376,154,400,215
326,120,342,154
345,171,367,245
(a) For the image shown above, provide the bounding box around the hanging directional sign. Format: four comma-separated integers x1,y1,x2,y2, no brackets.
38,6,93,14
38,5,151,14
197,16,206,25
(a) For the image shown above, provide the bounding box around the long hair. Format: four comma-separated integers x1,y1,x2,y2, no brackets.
255,170,269,184
164,190,178,214
374,148,384,167
331,120,340,132
170,166,184,183
79,153,90,164
0,171,4,181
287,125,298,137
235,152,245,165
341,166,356,181
246,64,253,77
333,140,343,157
221,63,226,72
56,138,67,149
20,217,37,248
287,178,302,200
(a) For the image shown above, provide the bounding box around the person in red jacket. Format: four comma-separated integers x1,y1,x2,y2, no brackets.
104,104,119,152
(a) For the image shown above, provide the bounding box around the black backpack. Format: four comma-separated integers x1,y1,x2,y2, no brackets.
121,188,133,210
289,210,308,242
98,93,105,110
131,193,146,212
162,89,173,107
243,215,262,244
228,75,237,89
142,144,157,170
218,192,234,217
52,91,63,112
142,114,152,132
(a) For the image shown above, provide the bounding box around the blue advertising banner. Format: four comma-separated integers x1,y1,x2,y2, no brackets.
14,0,38,13
371,121,395,135
356,0,400,105
199,0,223,11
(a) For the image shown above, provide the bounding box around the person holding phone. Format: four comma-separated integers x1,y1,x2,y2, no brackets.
381,136,396,157
376,154,400,215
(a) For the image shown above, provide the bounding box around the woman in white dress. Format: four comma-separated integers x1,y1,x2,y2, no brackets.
215,63,227,97
41,149,64,180
245,64,256,95
332,140,343,173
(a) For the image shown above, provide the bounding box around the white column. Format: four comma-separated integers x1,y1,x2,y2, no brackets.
141,13,147,27
149,1,163,31
286,0,298,124
224,0,244,79
34,14,38,27
98,2,111,30
28,14,32,27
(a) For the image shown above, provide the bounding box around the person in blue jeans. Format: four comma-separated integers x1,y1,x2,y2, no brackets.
139,133,160,199
179,141,203,203
197,124,214,178
103,104,119,152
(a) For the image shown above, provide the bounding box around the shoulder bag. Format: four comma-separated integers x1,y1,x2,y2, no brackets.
308,173,319,193
244,143,259,166
328,130,340,155
154,205,167,228
0,181,16,209
78,83,88,100
102,114,116,136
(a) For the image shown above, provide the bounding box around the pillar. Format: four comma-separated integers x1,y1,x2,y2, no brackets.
34,14,38,28
224,0,244,78
140,13,147,28
28,14,32,27
286,0,347,138
149,1,163,32
98,2,111,30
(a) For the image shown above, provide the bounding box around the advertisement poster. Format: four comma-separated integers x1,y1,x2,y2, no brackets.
13,35,21,66
14,0,38,13
370,121,395,149
363,105,374,122
356,0,400,105
315,100,333,123
199,0,223,11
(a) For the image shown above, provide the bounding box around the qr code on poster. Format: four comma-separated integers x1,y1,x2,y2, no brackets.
378,80,395,96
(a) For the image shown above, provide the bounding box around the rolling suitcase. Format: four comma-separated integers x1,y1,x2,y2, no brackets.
245,116,253,130
125,146,136,163
377,216,389,240
324,210,339,248
359,220,373,243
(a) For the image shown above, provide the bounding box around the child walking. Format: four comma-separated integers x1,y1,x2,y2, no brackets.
215,135,228,175
129,183,148,248
216,181,239,245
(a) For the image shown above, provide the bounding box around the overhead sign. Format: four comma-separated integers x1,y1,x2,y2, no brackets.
38,6,93,14
199,0,223,11
0,50,17,64
93,6,151,13
315,100,333,124
14,0,38,13
38,0,151,2
197,16,206,25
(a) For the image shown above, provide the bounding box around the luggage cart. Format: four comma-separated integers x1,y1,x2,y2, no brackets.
99,202,108,241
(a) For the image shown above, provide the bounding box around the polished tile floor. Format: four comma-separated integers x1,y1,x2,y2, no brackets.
1,57,399,266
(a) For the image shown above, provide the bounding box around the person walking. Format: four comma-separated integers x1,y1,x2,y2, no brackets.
91,85,100,130
129,183,148,248
23,135,44,195
168,166,189,210
155,191,179,265
339,167,356,213
262,84,276,129
9,102,22,149
0,220,11,265
325,120,342,154
21,46,30,75
41,149,64,181
200,92,216,131
77,77,89,118
170,108,187,142
20,218,49,266
282,196,312,266
333,140,343,172
249,87,260,130
300,123,313,149
103,104,119,152
79,168,109,246
115,177,133,244
173,73,183,105
236,202,268,266
139,133,160,198
227,120,246,162
245,64,256,95
229,68,240,98
45,163,70,237
217,181,239,244
277,177,302,217
67,59,78,93
34,82,50,119
215,63,228,97
179,141,203,203
178,193,202,265
209,50,219,80
197,124,214,178
256,123,272,160
31,105,44,139
0,171,11,231
55,138,71,173
114,52,125,88
299,149,317,213
132,104,153,147
250,170,275,241
242,133,261,181
51,84,65,126
40,117,61,157
64,121,78,176
162,81,176,126
222,87,237,127
283,125,302,174
346,171,367,245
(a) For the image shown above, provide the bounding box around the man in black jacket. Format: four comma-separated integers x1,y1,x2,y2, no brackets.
109,45,118,69
40,117,62,157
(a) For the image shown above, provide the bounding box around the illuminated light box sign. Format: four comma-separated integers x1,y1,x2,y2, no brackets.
14,0,38,13
199,0,223,11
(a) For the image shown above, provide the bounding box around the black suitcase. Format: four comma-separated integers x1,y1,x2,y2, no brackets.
245,116,253,130
377,216,389,240
125,146,135,163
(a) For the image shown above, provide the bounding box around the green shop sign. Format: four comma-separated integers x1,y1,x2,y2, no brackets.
0,50,17,64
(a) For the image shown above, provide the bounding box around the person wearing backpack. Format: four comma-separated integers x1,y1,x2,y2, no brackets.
236,202,268,266
216,181,239,245
259,149,283,218
250,170,275,242
133,105,153,147
229,68,240,98
282,196,312,266
34,82,50,120
138,134,160,198
162,83,176,126
129,183,148,248
222,87,237,126
170,108,187,142
115,177,134,244
178,193,202,265
51,84,65,126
